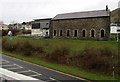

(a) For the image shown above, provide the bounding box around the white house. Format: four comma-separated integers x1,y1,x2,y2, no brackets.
110,24,120,34
31,18,51,37
22,22,32,30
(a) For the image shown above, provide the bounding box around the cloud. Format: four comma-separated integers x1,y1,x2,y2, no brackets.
1,0,120,24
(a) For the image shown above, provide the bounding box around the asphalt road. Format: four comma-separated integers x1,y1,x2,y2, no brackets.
1,54,89,82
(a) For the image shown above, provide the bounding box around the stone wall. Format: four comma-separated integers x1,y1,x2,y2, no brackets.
50,17,110,40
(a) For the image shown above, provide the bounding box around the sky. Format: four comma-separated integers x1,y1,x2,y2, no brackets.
0,0,120,24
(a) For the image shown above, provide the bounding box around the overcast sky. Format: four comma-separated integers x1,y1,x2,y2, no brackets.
0,0,120,24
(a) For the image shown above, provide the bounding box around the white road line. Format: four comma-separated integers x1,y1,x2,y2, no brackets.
7,67,23,70
30,70,42,75
49,77,56,80
29,74,42,77
14,64,23,68
2,60,9,63
2,64,15,67
17,70,31,73
2,62,10,64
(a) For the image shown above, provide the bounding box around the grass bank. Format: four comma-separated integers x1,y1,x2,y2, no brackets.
2,51,114,80
2,36,120,81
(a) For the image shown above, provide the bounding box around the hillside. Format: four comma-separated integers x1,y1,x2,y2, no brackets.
111,8,120,23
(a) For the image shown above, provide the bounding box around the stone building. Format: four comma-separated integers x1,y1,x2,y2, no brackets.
32,18,51,37
50,9,110,40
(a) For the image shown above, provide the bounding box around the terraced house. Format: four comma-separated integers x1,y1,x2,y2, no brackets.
50,8,110,40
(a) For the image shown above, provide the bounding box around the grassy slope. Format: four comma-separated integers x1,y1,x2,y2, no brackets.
3,36,118,54
2,51,114,80
2,36,119,80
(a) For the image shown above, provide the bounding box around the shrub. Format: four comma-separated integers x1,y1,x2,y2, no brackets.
18,41,35,56
2,30,8,36
68,47,114,75
2,38,15,52
14,40,45,57
47,45,70,64
33,46,45,57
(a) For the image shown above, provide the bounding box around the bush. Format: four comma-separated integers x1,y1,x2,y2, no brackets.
2,30,8,36
2,37,118,75
2,38,16,52
32,46,46,57
17,41,35,56
68,47,114,75
47,45,70,64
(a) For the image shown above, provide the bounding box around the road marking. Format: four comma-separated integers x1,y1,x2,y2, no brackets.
7,67,23,70
2,61,10,64
29,74,42,77
17,70,31,73
3,55,91,81
2,64,15,67
30,70,41,75
13,64,24,69
49,77,56,80
2,60,9,63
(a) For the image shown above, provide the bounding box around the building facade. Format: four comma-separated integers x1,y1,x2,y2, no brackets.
32,18,51,37
50,10,110,40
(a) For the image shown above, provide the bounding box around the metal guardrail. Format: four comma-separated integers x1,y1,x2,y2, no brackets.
0,68,45,82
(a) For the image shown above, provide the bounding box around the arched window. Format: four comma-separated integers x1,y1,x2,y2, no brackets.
74,30,78,37
53,30,56,36
101,29,105,37
91,30,95,37
67,30,70,36
82,30,86,37
60,30,62,36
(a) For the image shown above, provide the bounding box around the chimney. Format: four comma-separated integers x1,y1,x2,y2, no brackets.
106,5,108,11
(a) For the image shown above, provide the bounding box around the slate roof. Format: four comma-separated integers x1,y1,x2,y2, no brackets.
52,10,110,20
34,18,52,21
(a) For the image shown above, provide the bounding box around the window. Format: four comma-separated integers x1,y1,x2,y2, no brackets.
74,30,78,37
67,30,70,36
82,30,86,37
91,30,95,37
46,23,49,25
46,32,48,36
60,30,62,36
101,30,105,37
32,23,40,29
46,23,49,28
53,30,56,36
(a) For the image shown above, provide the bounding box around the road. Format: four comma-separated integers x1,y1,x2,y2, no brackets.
1,54,89,82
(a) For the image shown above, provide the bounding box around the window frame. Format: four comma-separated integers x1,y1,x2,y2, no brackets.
53,30,57,36
100,29,105,38
60,30,63,36
90,29,96,37
66,29,70,37
74,29,78,37
82,29,87,37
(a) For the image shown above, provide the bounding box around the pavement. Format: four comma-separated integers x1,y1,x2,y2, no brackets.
1,54,89,82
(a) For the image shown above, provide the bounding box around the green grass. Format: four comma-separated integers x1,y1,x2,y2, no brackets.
2,51,114,80
3,36,118,55
2,36,120,81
